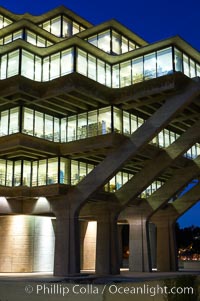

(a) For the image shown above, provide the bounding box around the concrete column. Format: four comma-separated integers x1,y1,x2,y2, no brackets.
128,217,151,272
155,220,178,272
95,212,120,275
53,208,80,276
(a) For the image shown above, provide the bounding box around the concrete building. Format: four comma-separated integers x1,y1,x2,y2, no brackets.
0,5,200,276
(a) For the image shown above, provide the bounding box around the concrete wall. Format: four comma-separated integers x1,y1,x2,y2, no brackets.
80,221,97,270
0,215,55,272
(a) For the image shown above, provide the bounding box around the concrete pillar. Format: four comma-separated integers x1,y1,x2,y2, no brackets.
53,208,80,276
95,212,120,275
128,217,151,272
155,220,178,272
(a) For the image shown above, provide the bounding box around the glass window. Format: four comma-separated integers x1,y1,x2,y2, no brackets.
32,161,38,186
71,160,79,185
158,131,164,147
43,57,50,81
38,159,47,185
77,49,87,76
88,35,98,47
63,17,71,37
131,115,138,133
44,114,53,141
183,54,190,76
0,110,9,136
54,117,60,142
48,158,58,184
129,41,136,51
21,50,34,79
27,31,36,45
138,117,144,127
113,107,122,133
9,107,19,134
43,20,50,31
112,31,121,54
61,118,67,142
98,107,111,134
6,161,13,187
98,31,111,53
35,56,42,81
122,172,129,185
79,162,86,181
174,48,183,72
22,108,34,135
14,160,21,186
123,111,130,135
37,36,45,47
50,53,60,80
67,116,76,141
116,172,122,190
121,37,128,54
132,57,143,83
4,35,12,44
23,161,31,186
61,48,74,75
112,64,120,88
88,54,96,80
34,111,44,138
77,113,87,139
97,59,105,85
190,59,196,78
106,64,111,87
51,17,61,36
88,110,98,137
8,50,19,77
144,52,156,80
60,158,69,184
164,129,170,147
0,54,7,79
196,64,200,77
13,30,23,40
72,22,80,35
0,159,6,185
120,60,131,87
157,47,173,76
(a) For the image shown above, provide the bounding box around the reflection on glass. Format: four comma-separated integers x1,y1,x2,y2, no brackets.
8,50,19,77
9,107,19,134
183,54,190,76
113,107,122,133
23,161,31,186
67,116,76,141
22,108,34,135
0,160,6,185
38,159,47,185
132,57,143,83
144,52,156,80
120,61,131,87
98,31,111,53
112,31,121,54
77,49,87,76
157,47,173,76
14,160,21,186
48,158,58,184
77,113,87,139
98,107,111,134
22,50,34,79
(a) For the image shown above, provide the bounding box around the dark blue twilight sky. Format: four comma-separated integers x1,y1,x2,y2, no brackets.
1,0,200,228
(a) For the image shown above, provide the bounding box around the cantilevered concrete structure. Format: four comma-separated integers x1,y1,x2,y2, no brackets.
0,5,200,276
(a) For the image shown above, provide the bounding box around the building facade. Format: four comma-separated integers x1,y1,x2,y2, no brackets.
0,6,200,275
